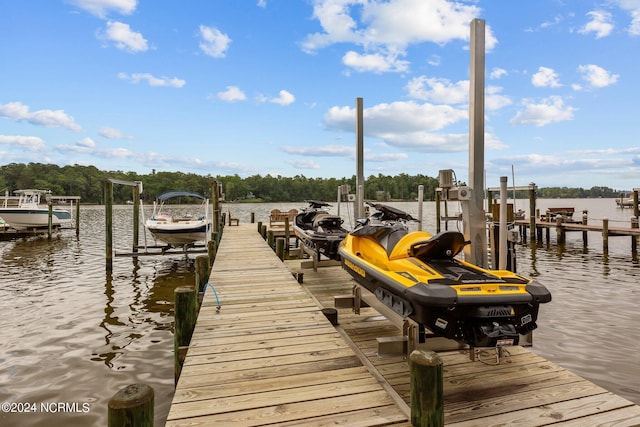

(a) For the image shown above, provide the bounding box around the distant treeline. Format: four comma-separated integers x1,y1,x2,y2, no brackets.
0,162,628,205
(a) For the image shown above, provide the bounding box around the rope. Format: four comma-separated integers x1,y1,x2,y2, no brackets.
204,281,221,312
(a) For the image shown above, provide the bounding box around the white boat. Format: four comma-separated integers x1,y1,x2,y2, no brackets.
0,189,72,230
145,191,211,247
615,193,634,208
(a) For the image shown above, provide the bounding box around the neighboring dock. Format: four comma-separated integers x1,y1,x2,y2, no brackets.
167,223,640,425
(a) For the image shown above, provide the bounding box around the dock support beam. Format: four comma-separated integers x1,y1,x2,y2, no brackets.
355,97,365,220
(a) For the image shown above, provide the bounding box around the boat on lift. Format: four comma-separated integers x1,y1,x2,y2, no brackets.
0,189,72,230
293,200,349,261
145,191,211,248
338,202,551,348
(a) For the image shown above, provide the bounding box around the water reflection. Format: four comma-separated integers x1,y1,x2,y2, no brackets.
94,256,195,370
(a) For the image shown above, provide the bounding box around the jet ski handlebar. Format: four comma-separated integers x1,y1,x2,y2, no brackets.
365,202,418,222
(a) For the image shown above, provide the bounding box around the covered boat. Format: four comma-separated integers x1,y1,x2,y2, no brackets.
0,189,72,230
293,200,349,261
338,202,551,348
145,191,211,248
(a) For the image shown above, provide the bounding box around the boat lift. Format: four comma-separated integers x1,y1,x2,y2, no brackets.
336,20,528,363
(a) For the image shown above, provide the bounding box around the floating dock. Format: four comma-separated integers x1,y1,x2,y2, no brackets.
167,223,640,425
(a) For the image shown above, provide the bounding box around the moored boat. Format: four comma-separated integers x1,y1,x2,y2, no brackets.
145,191,211,248
0,189,72,230
615,193,634,208
293,200,349,261
338,202,551,348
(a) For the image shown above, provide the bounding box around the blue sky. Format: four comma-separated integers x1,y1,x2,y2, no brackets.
1,0,639,190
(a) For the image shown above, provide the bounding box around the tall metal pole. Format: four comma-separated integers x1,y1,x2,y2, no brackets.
355,97,365,220
417,185,424,231
463,18,488,268
499,176,508,270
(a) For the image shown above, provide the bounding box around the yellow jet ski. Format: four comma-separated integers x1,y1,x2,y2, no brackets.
338,202,551,347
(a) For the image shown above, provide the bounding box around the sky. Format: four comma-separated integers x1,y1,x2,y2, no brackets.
1,0,639,191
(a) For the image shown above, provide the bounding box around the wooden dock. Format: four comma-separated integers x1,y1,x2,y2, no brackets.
516,216,639,255
167,223,640,426
166,223,409,426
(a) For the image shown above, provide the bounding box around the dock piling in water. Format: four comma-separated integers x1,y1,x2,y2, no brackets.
174,286,197,384
108,383,154,427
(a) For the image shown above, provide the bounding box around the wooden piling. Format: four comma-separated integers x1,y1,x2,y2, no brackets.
174,286,197,384
75,196,81,236
321,307,338,326
275,237,285,260
267,230,274,248
631,217,638,258
195,255,209,294
211,181,220,242
47,202,53,240
603,217,609,254
284,217,291,259
105,180,113,272
257,221,263,234
409,349,444,427
207,240,217,267
556,215,565,244
260,224,267,239
132,183,140,253
582,210,588,246
108,383,154,427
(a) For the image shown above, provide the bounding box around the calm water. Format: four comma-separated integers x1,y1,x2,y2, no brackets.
0,199,638,426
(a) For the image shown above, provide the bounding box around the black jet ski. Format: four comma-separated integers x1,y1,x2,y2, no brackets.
293,200,349,261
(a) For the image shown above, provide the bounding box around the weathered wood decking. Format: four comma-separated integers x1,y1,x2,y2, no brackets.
168,223,640,426
166,224,409,426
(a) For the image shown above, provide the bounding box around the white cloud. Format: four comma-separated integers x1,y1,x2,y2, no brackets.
610,1,640,35
0,135,46,151
281,145,353,157
0,102,81,131
302,0,497,73
286,159,320,169
510,96,575,127
342,50,409,73
68,0,137,18
77,137,96,148
99,126,128,139
406,76,468,104
101,21,148,53
531,67,562,88
490,67,508,80
579,10,614,38
217,86,247,102
118,72,186,88
199,25,231,58
485,86,512,111
628,9,640,35
325,101,467,135
257,0,267,8
270,90,295,106
577,64,619,88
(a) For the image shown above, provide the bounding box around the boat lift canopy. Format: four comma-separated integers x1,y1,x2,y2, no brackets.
155,191,205,201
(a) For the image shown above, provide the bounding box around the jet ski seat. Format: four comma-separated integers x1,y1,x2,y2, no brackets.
409,231,469,261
